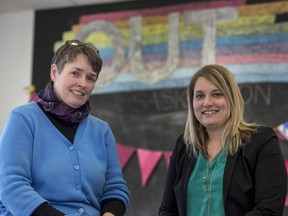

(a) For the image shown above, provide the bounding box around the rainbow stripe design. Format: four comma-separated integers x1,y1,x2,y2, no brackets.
53,0,288,94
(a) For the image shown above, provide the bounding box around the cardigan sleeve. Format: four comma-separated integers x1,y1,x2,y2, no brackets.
0,108,48,215
99,126,130,211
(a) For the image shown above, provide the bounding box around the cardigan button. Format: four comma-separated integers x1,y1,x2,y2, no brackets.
79,208,84,214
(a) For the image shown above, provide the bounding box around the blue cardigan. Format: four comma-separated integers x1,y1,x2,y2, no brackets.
0,102,129,216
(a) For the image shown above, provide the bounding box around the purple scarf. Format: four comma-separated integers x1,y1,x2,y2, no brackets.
38,81,91,125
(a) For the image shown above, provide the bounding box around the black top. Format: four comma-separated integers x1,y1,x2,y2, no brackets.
158,126,287,216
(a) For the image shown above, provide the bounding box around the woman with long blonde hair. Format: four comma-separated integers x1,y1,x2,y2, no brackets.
159,64,287,216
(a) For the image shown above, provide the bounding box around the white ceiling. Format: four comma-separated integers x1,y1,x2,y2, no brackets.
0,0,136,14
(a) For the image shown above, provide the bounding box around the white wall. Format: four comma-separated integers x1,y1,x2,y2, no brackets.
0,10,34,134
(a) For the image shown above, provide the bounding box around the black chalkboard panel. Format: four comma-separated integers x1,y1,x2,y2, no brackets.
31,0,288,214
90,82,288,216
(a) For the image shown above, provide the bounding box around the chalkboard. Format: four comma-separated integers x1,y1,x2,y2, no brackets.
90,83,288,215
32,0,288,214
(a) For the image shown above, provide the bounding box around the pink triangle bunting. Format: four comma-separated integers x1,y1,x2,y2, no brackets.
30,91,39,102
116,143,135,170
273,128,288,141
25,85,39,102
163,151,172,168
137,148,163,187
275,121,288,141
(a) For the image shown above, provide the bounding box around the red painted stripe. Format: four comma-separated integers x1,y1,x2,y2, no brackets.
216,53,288,64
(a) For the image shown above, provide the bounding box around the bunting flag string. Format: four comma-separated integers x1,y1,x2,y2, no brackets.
116,139,288,187
27,87,288,188
116,143,172,187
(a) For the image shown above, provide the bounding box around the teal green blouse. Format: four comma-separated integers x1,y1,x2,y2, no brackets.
186,149,227,216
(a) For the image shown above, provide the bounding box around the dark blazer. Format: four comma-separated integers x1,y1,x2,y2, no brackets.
159,126,287,216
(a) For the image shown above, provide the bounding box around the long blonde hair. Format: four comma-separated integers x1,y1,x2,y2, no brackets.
184,64,258,157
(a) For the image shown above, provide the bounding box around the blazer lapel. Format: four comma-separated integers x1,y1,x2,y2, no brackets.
223,151,240,205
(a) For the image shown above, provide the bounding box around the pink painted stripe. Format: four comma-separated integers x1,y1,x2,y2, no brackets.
286,160,288,174
217,43,288,55
79,0,245,24
216,53,288,64
286,196,288,207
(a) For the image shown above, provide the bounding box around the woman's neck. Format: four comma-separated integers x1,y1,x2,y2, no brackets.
206,130,224,163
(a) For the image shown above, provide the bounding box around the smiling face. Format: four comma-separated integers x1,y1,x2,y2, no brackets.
193,76,229,133
51,54,97,108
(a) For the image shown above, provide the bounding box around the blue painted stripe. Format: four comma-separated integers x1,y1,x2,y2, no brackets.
217,34,288,46
99,34,288,59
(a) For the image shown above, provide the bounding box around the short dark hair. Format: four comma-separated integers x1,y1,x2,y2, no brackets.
51,39,103,78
